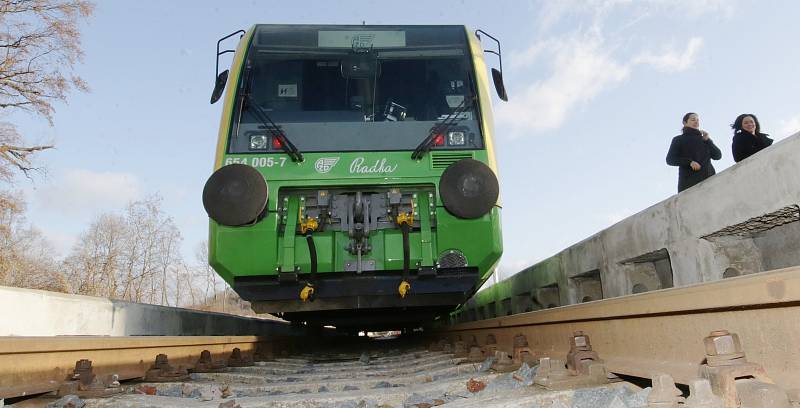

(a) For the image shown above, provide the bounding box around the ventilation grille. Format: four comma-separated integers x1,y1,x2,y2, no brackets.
430,152,474,169
438,250,468,269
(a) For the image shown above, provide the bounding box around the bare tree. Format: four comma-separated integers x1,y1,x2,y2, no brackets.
0,0,94,176
194,242,220,301
179,241,265,317
62,212,127,296
0,1,94,287
174,261,197,307
61,197,263,316
119,196,182,304
0,190,20,231
169,244,221,309
0,192,66,291
64,195,183,304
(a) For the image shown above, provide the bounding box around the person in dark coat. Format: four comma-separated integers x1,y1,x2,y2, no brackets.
731,113,773,162
666,112,722,192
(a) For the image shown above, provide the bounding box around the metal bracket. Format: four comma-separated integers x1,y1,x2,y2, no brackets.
417,193,435,268
215,30,245,83
566,331,603,376
418,266,437,278
144,354,189,382
278,271,299,284
57,359,122,398
279,196,300,274
191,350,226,373
512,333,540,366
228,348,254,367
533,357,608,390
344,259,376,272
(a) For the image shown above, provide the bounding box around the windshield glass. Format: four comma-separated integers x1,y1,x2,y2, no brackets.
229,25,484,154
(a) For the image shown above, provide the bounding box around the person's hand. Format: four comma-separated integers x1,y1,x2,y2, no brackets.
700,130,710,140
690,161,701,171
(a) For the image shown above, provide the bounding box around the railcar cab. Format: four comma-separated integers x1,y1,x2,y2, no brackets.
225,26,485,155
204,25,507,329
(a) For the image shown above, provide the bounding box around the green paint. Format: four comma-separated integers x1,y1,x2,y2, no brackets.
207,25,503,306
280,196,299,272
417,193,434,267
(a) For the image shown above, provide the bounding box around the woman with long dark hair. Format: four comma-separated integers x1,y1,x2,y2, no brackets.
731,113,773,162
666,112,722,192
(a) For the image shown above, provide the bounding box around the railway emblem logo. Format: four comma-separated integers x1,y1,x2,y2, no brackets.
314,157,339,174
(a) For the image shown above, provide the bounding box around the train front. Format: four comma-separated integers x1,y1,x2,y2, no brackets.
203,25,503,330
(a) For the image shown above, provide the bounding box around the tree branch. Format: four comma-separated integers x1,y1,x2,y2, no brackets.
0,143,53,175
0,0,93,179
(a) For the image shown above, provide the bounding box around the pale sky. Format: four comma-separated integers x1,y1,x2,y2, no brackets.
10,0,800,280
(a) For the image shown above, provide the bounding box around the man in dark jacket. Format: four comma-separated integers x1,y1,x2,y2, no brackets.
666,112,723,192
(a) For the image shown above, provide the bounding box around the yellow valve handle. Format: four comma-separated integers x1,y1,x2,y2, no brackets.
298,207,319,234
300,285,315,302
300,217,318,235
398,280,411,298
396,211,414,226
395,197,416,226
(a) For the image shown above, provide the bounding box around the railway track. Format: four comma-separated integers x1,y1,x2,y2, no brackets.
0,336,272,400
5,339,649,408
436,266,800,407
2,267,799,407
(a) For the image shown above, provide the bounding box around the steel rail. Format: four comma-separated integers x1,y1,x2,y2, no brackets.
438,266,800,392
0,335,271,399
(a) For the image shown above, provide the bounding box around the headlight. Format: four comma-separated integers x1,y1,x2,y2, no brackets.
448,131,465,146
250,135,268,150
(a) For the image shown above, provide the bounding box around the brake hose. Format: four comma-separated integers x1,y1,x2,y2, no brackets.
300,231,318,302
399,222,411,298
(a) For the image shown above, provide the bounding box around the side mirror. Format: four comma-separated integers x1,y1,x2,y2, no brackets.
211,29,245,104
210,70,229,104
491,68,508,102
475,29,509,102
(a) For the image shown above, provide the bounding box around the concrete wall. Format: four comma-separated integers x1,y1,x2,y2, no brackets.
457,131,800,321
0,286,295,336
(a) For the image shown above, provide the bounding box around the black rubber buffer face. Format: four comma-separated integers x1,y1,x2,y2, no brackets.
439,159,499,219
203,164,268,226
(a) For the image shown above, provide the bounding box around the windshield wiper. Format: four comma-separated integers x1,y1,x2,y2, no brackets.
411,96,472,160
243,95,303,162
238,64,303,162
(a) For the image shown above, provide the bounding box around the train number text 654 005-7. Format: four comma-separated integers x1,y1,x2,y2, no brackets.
224,157,286,168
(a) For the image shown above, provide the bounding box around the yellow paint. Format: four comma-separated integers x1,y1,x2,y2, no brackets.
465,27,502,206
398,280,411,298
213,26,257,171
297,205,319,234
300,284,315,301
396,210,414,226
299,216,319,235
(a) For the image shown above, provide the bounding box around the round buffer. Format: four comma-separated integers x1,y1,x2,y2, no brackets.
203,164,268,226
439,159,499,219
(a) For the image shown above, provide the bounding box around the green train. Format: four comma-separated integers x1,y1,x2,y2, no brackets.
203,24,507,329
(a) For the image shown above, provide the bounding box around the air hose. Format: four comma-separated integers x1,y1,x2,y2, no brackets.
398,222,411,298
300,232,318,302
306,233,317,279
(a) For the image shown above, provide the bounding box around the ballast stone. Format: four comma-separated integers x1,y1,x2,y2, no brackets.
46,395,85,408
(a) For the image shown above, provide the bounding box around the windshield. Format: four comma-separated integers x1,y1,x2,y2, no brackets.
229,25,484,154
